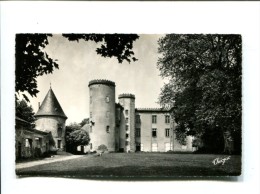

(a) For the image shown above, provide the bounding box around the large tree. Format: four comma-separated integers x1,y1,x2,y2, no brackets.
16,34,139,101
157,34,242,154
65,120,90,153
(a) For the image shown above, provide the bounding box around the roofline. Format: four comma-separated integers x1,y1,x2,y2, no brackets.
34,114,68,119
118,93,135,99
15,117,31,124
136,108,171,113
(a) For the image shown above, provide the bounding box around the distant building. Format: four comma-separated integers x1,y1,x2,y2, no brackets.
87,79,195,153
34,87,67,151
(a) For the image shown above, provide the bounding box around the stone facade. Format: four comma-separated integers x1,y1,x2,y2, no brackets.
136,109,194,152
88,79,195,153
15,117,52,159
88,80,116,152
118,94,136,152
35,116,66,150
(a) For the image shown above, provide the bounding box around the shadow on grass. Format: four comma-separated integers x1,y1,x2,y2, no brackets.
16,165,241,180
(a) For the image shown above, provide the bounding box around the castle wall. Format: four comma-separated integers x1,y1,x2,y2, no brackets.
89,80,116,152
16,120,50,159
136,111,173,152
35,116,66,150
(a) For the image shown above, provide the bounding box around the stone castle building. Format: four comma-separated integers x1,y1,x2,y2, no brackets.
87,79,194,153
16,80,194,159
34,87,67,151
15,117,52,159
15,87,67,159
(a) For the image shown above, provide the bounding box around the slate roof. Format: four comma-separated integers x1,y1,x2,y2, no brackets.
35,88,67,119
135,108,171,113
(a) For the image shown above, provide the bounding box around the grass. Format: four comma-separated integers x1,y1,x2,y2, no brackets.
16,153,241,178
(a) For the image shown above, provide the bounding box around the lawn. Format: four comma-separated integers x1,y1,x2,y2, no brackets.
16,153,241,178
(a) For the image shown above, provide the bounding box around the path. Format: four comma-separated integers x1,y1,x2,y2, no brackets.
16,155,84,170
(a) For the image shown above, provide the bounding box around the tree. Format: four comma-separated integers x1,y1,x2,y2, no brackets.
16,34,139,101
66,129,90,154
65,122,90,153
157,34,242,154
15,99,35,127
79,118,89,127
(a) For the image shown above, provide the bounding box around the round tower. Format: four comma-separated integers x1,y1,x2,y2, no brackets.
88,79,116,152
118,94,136,152
34,87,67,151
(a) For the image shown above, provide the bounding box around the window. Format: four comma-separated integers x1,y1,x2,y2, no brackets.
90,143,93,150
136,115,141,123
58,140,61,148
90,126,92,133
126,125,129,131
125,109,128,115
90,112,92,118
152,143,158,152
106,126,110,133
126,133,129,139
165,143,171,152
165,115,170,123
165,128,170,137
136,128,140,137
35,137,42,148
57,123,62,137
152,115,157,123
126,118,129,123
25,139,32,148
106,111,110,118
152,128,157,137
106,96,110,103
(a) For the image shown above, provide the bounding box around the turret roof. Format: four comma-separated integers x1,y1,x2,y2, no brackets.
35,87,67,119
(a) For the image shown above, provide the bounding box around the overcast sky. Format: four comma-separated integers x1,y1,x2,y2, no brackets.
28,34,166,124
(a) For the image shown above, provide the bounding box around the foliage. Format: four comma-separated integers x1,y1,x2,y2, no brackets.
15,34,58,101
65,122,90,153
157,34,242,153
66,129,90,147
62,34,139,63
97,144,108,152
79,118,89,127
66,122,82,134
15,99,35,126
16,34,139,101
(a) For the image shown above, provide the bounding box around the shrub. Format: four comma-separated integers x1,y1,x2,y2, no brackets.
97,144,108,153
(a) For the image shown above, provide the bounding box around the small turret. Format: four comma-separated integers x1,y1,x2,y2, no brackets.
34,87,67,151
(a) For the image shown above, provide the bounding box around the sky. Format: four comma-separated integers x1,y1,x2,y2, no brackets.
28,34,166,124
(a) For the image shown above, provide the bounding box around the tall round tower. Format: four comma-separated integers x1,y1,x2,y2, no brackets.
88,79,116,152
35,87,67,151
118,94,135,152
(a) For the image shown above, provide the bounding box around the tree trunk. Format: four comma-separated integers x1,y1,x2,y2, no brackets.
223,130,234,154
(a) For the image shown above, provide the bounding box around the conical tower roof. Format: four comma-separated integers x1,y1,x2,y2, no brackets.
35,87,67,119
